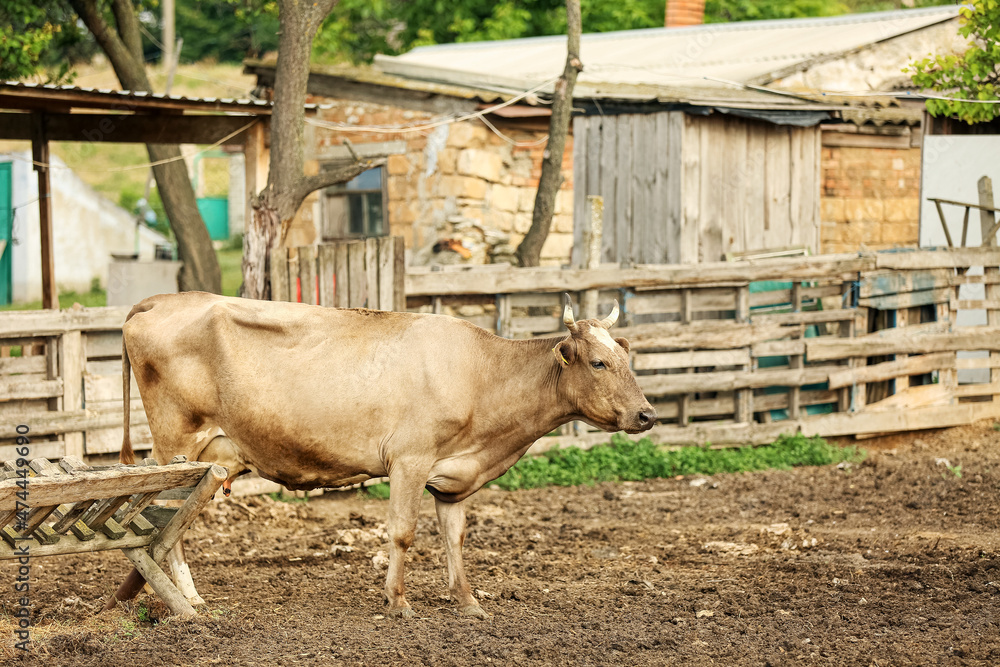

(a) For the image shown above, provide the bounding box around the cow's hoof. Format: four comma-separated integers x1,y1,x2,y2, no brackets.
387,606,416,619
459,604,490,619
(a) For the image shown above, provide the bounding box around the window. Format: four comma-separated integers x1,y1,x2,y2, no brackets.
321,166,386,240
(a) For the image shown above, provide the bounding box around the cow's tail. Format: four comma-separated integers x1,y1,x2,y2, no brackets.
121,334,135,465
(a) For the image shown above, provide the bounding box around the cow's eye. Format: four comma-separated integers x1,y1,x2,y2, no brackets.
591,360,606,370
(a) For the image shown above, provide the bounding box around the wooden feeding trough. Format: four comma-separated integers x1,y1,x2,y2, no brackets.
0,455,226,617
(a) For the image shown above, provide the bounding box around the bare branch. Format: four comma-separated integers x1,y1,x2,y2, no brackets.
293,158,387,210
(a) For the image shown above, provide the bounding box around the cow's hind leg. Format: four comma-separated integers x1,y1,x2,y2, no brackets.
384,464,429,618
166,542,205,606
435,498,488,618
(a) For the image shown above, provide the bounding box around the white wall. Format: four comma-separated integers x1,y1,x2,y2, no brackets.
7,153,169,303
919,135,1000,383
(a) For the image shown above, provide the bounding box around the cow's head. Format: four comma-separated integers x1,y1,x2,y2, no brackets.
553,296,656,434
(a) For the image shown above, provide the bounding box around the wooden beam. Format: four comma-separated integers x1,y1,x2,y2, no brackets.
807,327,1000,361
0,306,130,336
405,253,876,296
0,112,254,145
0,462,215,511
33,114,57,309
827,351,955,389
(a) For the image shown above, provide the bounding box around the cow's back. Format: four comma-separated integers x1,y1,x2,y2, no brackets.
124,292,491,487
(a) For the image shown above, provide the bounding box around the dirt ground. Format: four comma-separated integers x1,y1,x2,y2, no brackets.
4,421,1000,666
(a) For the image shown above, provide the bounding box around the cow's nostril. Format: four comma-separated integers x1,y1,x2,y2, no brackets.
638,409,655,426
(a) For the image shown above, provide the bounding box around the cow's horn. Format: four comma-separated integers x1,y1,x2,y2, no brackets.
562,293,576,328
599,301,620,329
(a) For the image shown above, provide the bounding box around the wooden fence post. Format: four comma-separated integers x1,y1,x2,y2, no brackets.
979,176,1000,400
60,331,84,458
580,196,603,320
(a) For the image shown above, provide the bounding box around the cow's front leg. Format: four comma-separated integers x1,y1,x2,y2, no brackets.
384,465,428,618
435,497,489,618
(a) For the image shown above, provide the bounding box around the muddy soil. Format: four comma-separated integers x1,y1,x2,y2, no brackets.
4,421,1000,666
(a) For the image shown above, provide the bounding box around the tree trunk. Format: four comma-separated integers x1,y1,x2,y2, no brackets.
514,0,583,268
241,0,380,300
69,0,221,294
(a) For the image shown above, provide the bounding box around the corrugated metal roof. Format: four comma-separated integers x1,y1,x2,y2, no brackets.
0,80,284,113
375,6,960,98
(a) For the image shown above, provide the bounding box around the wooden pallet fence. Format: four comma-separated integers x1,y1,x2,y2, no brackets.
270,237,405,310
406,248,1000,446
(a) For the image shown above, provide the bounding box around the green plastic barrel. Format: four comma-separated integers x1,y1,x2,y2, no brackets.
197,197,229,240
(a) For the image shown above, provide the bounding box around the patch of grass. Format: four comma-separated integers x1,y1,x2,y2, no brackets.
359,482,391,500
217,245,243,297
492,433,864,492
357,433,865,498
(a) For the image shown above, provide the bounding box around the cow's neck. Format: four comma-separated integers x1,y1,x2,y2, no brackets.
473,336,572,451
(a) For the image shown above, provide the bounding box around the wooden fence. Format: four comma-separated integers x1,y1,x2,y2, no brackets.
406,248,1000,449
4,247,1000,482
270,237,404,310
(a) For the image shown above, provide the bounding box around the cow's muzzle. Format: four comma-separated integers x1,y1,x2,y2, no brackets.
622,407,656,434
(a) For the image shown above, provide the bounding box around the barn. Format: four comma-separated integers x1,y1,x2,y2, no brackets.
245,4,965,267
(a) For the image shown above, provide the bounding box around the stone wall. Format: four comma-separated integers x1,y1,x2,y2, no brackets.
819,144,922,254
307,99,575,267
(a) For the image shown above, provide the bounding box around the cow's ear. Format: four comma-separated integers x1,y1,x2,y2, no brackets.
615,337,630,354
554,339,576,366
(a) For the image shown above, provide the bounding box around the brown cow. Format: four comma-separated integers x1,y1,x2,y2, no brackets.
120,292,654,618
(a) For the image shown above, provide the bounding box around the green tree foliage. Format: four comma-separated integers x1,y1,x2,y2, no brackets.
173,0,280,63
909,0,1000,124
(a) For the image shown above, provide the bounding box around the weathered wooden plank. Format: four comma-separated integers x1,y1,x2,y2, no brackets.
633,114,658,264
286,248,300,303
348,241,367,308
0,529,153,559
122,547,197,617
61,330,85,458
953,382,1000,398
317,243,337,307
0,378,63,401
753,339,807,357
392,236,406,312
764,126,792,250
598,115,618,264
298,244,318,306
84,331,122,360
0,355,47,375
0,405,147,439
679,115,700,264
270,248,289,302
405,253,876,297
0,307,130,338
808,327,1000,361
860,287,952,310
378,236,395,312
364,238,380,310
638,366,829,395
626,321,795,351
752,309,859,326
0,462,216,511
876,249,1000,270
860,269,953,298
827,352,955,389
636,400,1000,447
335,241,350,308
634,349,751,371
863,384,951,413
615,115,635,266
572,115,589,268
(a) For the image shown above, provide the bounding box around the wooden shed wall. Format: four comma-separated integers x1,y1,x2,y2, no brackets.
573,112,822,266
